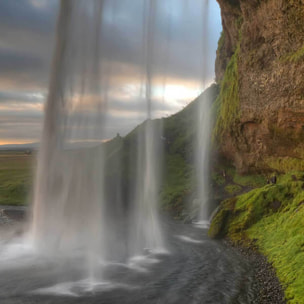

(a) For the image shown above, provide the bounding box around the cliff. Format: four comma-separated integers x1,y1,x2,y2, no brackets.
215,0,304,173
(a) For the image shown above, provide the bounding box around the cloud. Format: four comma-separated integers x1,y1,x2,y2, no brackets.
0,91,44,103
0,49,43,74
0,0,222,144
0,0,58,34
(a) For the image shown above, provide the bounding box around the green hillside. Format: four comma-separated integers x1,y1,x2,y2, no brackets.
0,84,219,214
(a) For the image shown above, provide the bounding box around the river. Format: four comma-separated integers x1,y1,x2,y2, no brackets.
0,213,259,304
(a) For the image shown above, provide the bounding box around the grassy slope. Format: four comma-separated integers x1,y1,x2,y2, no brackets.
209,172,304,303
121,84,220,218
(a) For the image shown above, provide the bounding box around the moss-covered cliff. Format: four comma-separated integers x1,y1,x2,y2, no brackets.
215,0,304,173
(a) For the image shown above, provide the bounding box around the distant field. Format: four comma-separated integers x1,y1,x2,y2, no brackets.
0,151,35,206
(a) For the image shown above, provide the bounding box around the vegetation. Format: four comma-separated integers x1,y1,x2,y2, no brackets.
0,85,219,219
213,43,240,141
160,84,219,218
209,172,304,303
224,184,242,195
210,162,267,201
266,156,304,173
0,151,34,206
232,171,266,188
161,154,193,217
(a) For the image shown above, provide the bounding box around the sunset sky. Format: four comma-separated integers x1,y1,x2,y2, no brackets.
0,0,222,146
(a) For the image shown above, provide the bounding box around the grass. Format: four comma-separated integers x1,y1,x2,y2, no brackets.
209,172,304,303
0,151,34,205
247,190,304,303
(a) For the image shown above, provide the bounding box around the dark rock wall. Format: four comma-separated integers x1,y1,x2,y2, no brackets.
216,0,304,173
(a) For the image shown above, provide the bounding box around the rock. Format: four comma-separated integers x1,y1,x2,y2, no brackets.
215,0,304,173
208,198,236,238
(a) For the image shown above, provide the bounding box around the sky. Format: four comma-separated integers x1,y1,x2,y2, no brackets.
0,0,222,146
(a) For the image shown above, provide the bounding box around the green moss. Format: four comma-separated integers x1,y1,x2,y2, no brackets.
209,172,304,302
213,43,240,141
266,156,304,173
225,184,242,195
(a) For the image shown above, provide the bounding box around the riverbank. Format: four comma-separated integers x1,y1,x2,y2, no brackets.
209,172,304,303
226,239,286,303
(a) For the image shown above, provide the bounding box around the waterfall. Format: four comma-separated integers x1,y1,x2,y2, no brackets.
30,1,106,278
128,0,165,256
195,0,213,225
30,0,167,266
30,0,212,277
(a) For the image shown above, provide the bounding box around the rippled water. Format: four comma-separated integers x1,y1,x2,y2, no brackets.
0,217,259,304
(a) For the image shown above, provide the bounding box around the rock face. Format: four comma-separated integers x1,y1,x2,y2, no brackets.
215,0,304,173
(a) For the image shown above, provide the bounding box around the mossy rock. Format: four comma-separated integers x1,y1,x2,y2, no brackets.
208,198,236,238
213,30,241,142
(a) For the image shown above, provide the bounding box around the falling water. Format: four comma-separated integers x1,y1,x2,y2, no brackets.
30,0,213,256
129,0,165,256
30,1,106,280
195,0,213,226
30,0,167,272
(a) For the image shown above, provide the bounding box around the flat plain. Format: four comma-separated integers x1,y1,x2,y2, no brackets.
0,151,34,206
